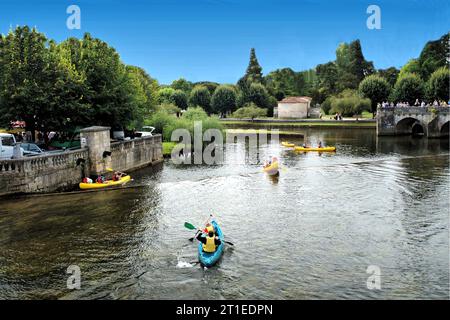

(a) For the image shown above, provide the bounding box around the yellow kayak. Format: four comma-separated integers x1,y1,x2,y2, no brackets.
79,175,131,190
281,142,295,147
263,161,279,175
294,146,336,152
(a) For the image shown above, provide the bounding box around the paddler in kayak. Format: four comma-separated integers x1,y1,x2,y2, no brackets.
196,226,222,253
112,170,127,181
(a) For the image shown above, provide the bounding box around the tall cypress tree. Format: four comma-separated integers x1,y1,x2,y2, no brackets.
244,48,263,84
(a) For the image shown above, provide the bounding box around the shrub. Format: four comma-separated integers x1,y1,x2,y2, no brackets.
329,91,371,116
232,103,267,119
145,110,176,136
182,106,208,121
321,97,333,115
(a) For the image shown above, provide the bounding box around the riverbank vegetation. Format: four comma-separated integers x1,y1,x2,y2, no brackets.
0,26,448,139
146,106,223,142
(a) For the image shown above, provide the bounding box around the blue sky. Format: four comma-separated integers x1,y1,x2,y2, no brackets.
0,0,448,84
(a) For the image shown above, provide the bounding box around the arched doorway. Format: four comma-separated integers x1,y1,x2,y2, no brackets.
396,117,425,137
440,121,449,138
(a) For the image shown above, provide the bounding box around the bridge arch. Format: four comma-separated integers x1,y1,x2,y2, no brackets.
396,117,426,136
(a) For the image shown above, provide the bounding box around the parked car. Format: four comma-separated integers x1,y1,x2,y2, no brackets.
0,133,23,159
21,142,44,156
137,126,155,137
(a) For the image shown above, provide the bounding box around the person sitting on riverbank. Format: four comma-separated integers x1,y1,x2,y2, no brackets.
196,229,221,253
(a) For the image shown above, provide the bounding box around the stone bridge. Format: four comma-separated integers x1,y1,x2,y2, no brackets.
377,106,450,138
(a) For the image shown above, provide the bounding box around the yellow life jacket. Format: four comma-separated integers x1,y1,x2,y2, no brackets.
203,236,216,253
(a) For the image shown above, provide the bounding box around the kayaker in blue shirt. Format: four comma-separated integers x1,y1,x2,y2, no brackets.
196,230,222,253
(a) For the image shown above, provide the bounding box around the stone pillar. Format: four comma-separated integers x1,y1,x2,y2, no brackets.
12,142,23,159
80,126,111,175
376,107,396,136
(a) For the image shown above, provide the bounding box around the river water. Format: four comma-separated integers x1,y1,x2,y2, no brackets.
0,128,449,299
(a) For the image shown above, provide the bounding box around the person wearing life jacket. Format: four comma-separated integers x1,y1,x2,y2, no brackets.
112,171,126,181
202,223,214,234
96,175,106,184
196,229,221,253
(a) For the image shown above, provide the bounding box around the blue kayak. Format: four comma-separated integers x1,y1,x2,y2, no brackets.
198,220,225,267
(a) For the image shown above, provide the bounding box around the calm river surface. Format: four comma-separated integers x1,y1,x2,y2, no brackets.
0,128,449,299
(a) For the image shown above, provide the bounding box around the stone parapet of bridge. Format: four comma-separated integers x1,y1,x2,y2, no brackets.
377,106,450,138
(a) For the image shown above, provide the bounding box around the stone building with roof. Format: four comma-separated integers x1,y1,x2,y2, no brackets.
276,96,312,118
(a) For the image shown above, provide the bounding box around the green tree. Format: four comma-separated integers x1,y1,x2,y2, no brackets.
192,81,219,95
126,65,159,127
418,33,449,80
171,78,192,93
377,67,399,87
335,40,374,91
243,48,263,84
60,33,141,130
316,62,338,96
248,83,270,109
264,68,305,98
211,85,237,114
171,89,188,109
426,67,450,102
392,73,425,104
399,59,421,79
189,85,211,112
359,75,391,115
157,87,176,104
0,27,85,138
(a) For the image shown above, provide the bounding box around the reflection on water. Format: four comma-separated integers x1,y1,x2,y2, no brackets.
0,128,448,299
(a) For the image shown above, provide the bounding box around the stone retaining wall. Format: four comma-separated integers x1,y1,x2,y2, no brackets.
0,128,163,197
0,149,89,196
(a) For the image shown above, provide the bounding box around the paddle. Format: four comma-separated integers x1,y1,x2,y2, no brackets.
184,222,234,246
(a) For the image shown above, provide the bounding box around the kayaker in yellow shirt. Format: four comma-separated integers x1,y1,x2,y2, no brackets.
196,229,222,253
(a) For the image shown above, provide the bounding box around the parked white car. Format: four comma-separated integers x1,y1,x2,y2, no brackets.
0,133,23,159
137,126,155,137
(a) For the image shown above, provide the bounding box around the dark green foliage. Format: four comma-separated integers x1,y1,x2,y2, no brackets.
329,90,371,117
243,48,264,84
418,33,449,80
392,73,425,104
264,68,305,98
171,78,193,94
426,67,450,102
211,85,237,114
171,90,189,109
377,67,399,87
189,85,212,112
359,75,391,113
335,40,375,91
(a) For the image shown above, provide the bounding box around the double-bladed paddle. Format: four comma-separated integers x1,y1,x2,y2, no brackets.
184,221,234,246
